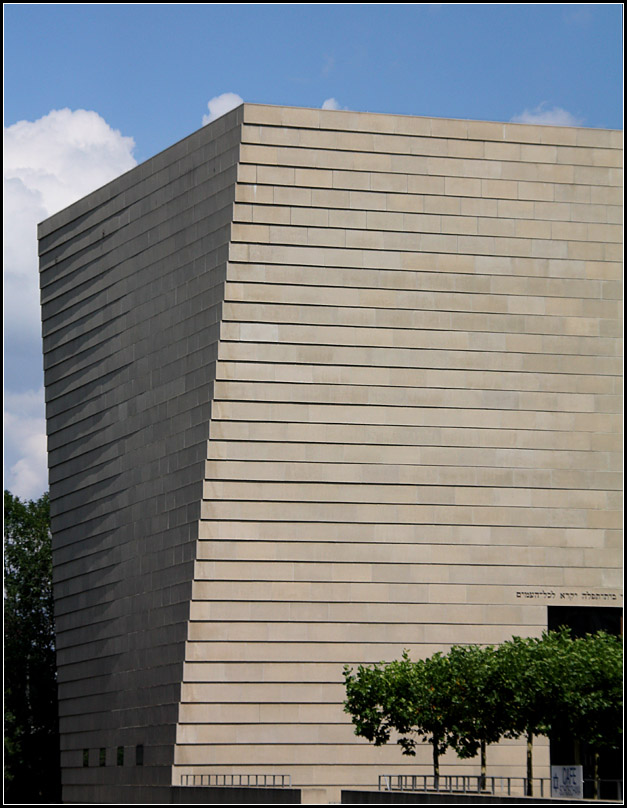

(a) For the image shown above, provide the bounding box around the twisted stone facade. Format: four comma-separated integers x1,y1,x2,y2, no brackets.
39,104,622,803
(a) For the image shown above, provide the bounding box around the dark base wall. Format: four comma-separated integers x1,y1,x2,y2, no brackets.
341,790,617,805
65,785,301,804
171,786,301,804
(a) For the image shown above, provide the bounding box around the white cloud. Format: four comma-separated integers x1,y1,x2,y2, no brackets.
202,93,244,125
4,108,136,216
4,109,137,341
4,389,48,501
322,98,342,111
4,108,137,499
511,103,584,127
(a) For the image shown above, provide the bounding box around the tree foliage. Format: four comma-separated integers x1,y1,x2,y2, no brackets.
343,630,622,790
4,490,61,803
343,651,459,782
495,629,622,794
444,644,507,788
495,630,569,794
550,631,622,752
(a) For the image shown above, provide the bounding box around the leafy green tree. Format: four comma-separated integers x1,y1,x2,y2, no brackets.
344,650,459,784
495,631,566,796
547,631,622,798
498,629,623,797
554,631,622,750
413,652,458,784
342,659,392,748
445,644,508,790
4,490,61,803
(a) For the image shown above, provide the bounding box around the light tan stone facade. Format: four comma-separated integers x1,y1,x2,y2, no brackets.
40,105,622,803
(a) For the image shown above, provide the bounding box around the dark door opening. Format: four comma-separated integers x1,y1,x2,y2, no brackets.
547,605,622,637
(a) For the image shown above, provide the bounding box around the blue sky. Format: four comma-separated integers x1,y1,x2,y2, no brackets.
5,4,623,158
3,3,623,499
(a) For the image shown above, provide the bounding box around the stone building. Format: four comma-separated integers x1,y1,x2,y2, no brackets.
39,104,622,803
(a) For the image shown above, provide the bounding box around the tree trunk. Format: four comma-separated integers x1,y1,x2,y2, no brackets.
593,750,600,800
526,731,533,796
480,740,487,791
433,739,440,790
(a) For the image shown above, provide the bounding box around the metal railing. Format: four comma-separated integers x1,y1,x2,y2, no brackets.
379,775,623,800
379,775,547,796
181,773,292,788
583,779,623,802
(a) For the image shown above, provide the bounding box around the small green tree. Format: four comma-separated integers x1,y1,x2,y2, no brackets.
496,629,595,796
342,659,392,747
445,644,508,790
548,631,622,798
408,652,456,785
344,650,458,784
495,633,553,795
4,490,61,803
